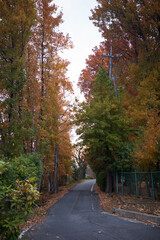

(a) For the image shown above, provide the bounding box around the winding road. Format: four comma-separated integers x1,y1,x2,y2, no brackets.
24,180,160,240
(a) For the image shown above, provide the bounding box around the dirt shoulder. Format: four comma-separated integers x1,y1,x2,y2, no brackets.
95,184,160,225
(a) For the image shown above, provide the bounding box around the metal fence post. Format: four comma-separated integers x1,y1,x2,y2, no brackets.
151,171,155,200
135,171,138,198
122,172,124,195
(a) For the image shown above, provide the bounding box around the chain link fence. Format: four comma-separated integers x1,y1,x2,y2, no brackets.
116,171,160,200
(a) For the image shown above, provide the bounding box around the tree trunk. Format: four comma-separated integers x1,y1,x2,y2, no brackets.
48,172,51,192
54,143,58,193
31,52,38,152
112,172,116,192
105,167,113,193
50,172,54,192
39,29,45,119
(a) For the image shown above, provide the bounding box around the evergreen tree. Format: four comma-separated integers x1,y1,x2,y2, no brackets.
75,68,132,192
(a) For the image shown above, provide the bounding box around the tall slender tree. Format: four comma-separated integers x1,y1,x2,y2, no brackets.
24,0,73,191
0,0,36,156
0,0,74,192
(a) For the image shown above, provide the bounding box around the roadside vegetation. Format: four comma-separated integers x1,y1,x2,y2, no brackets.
0,0,160,239
75,0,160,194
0,0,73,238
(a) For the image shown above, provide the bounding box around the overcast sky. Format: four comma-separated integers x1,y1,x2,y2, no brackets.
54,0,103,143
54,0,103,100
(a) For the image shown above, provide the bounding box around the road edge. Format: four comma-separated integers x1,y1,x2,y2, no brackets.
112,208,160,225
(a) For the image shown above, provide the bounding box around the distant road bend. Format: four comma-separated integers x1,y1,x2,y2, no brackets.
24,180,160,240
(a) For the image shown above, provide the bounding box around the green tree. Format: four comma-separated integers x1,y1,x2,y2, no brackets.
75,68,132,192
0,0,36,156
90,0,160,171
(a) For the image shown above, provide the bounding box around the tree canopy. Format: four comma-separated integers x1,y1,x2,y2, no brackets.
77,0,160,173
75,68,133,191
0,0,74,194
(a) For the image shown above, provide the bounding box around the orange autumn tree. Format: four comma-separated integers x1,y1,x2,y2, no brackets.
0,0,74,193
78,39,132,102
129,63,160,171
57,107,74,185
136,113,160,171
23,0,73,191
89,0,160,171
78,41,110,100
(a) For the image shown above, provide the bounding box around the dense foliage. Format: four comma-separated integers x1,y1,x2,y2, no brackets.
78,0,160,191
0,0,159,236
1,154,43,187
75,68,133,191
0,0,73,192
77,0,160,191
0,161,40,239
0,1,74,238
96,171,106,192
89,0,160,171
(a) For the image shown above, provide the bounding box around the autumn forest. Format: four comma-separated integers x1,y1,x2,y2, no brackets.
0,0,160,238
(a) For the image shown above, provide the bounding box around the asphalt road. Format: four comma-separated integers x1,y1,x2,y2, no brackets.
24,180,160,240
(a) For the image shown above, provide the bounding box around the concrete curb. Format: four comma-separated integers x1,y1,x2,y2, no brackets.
112,208,160,224
19,226,32,239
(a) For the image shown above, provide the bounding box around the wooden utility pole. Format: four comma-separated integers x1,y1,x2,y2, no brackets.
103,45,122,192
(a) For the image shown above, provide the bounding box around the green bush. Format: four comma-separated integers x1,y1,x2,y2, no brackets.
0,178,40,240
0,157,41,239
96,171,106,192
1,153,43,187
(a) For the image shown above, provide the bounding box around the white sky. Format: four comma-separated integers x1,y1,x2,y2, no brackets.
54,0,103,100
54,0,103,143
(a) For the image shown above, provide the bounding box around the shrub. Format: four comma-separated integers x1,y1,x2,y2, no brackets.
0,160,40,239
1,153,43,187
96,171,106,192
0,178,40,240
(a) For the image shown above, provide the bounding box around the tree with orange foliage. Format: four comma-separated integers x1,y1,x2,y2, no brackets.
89,0,160,172
78,41,110,100
0,0,74,193
136,112,160,171
25,0,73,192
